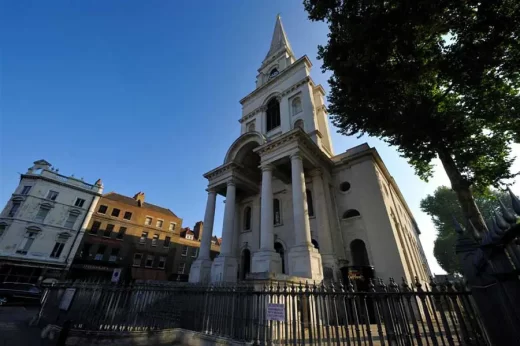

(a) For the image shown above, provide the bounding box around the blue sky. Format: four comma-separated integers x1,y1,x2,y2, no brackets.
1,1,518,274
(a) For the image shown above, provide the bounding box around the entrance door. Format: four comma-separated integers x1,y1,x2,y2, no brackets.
241,249,251,280
274,242,285,274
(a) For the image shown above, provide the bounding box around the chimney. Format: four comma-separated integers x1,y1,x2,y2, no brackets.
133,191,145,207
194,221,203,240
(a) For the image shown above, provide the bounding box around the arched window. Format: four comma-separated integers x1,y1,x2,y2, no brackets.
294,119,304,130
266,98,281,132
342,209,361,219
306,189,314,217
274,242,285,274
273,198,281,225
291,97,302,115
247,122,255,132
350,239,370,266
243,206,252,231
269,68,279,79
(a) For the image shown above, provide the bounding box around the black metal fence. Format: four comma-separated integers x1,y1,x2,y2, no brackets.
37,277,489,345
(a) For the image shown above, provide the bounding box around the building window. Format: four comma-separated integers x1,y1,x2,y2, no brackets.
16,228,40,255
109,248,119,262
268,68,279,79
243,206,252,231
340,181,351,192
104,224,114,237
98,205,108,214
291,97,302,115
64,213,78,228
266,98,281,132
156,219,163,228
8,201,21,217
116,226,126,240
273,198,282,225
74,198,85,207
350,239,370,266
123,211,132,220
46,190,59,201
306,189,314,217
133,253,142,266
90,221,101,235
247,122,255,132
111,208,120,217
80,243,91,258
178,262,186,274
158,256,166,269
169,222,176,231
164,236,171,248
185,234,193,240
343,209,361,219
181,246,188,256
34,205,51,223
21,186,32,195
50,234,68,258
0,223,7,237
95,245,106,261
140,231,148,244
152,234,159,246
145,255,154,268
294,119,304,130
192,248,198,258
145,217,152,226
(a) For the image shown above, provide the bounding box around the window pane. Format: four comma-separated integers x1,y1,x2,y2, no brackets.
145,217,152,225
46,190,59,201
64,214,78,228
152,234,159,246
98,205,108,214
75,198,85,207
145,255,154,267
156,220,163,228
21,186,32,195
8,202,21,217
123,211,132,220
117,226,126,239
273,199,281,225
111,208,120,217
164,236,171,247
34,207,49,223
104,224,114,237
181,246,188,256
133,253,142,266
95,245,106,260
50,242,65,258
169,222,176,231
158,257,166,269
140,231,148,244
90,221,101,234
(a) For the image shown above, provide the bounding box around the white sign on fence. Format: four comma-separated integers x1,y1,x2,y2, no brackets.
59,288,76,311
267,303,285,321
111,268,122,283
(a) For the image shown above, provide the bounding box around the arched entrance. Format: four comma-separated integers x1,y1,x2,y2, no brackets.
241,249,251,280
350,239,369,266
274,242,285,274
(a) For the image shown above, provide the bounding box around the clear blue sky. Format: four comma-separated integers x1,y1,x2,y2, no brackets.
1,1,518,274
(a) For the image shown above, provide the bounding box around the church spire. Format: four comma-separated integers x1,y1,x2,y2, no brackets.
265,14,293,60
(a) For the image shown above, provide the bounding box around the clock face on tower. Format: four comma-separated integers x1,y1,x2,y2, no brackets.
269,68,279,79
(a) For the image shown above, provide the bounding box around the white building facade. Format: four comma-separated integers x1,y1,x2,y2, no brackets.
190,16,431,285
0,160,103,283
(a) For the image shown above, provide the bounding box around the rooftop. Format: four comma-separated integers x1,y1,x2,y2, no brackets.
103,192,178,218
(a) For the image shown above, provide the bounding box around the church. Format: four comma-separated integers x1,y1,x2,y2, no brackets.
189,16,431,285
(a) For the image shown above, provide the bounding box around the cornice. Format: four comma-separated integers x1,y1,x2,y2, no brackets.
239,105,267,124
240,56,312,105
203,162,238,181
21,174,102,196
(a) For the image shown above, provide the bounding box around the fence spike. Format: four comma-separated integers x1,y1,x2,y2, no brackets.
468,219,482,240
401,277,411,292
347,277,355,293
414,276,424,292
368,278,376,292
499,199,517,224
494,211,510,230
507,186,520,214
378,278,387,292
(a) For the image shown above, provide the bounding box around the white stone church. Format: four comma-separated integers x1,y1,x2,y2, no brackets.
190,16,431,285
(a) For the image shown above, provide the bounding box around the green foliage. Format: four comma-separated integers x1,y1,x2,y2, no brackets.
420,186,509,273
304,0,519,192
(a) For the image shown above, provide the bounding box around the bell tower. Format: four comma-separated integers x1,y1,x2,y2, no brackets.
239,15,334,157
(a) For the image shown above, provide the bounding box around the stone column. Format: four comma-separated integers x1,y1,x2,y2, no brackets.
260,165,274,251
189,189,217,283
251,164,282,275
210,181,238,283
287,152,323,280
291,153,312,247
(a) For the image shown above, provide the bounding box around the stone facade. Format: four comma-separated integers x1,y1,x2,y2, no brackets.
189,16,431,285
0,159,103,283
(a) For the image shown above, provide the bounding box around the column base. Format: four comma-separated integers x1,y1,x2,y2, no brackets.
188,258,213,284
321,254,338,282
251,250,282,274
288,245,323,281
211,255,238,283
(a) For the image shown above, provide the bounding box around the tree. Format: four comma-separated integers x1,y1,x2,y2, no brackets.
420,186,509,274
304,0,520,232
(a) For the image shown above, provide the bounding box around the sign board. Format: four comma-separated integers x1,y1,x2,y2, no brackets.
111,268,122,283
348,269,364,280
267,303,285,321
59,288,76,311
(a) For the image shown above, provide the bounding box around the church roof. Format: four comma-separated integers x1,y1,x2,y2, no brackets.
265,15,293,60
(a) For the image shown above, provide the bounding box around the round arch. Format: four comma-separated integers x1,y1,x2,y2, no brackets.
262,92,282,106
223,132,266,164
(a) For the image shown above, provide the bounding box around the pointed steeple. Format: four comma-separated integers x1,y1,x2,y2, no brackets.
265,14,293,61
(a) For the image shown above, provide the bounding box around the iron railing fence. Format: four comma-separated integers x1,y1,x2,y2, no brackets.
37,277,490,346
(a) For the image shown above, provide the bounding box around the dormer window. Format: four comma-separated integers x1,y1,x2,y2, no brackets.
268,68,279,79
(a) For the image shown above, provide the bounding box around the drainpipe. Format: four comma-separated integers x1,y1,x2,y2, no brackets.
64,187,103,274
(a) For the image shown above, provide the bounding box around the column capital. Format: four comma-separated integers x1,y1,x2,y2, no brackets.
290,152,303,161
226,180,236,187
309,168,323,178
205,188,217,194
260,164,275,172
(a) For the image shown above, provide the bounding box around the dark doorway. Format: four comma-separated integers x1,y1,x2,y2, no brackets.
241,249,251,280
311,239,319,250
350,239,369,266
274,242,285,274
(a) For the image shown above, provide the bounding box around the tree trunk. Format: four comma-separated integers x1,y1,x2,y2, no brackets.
437,149,488,233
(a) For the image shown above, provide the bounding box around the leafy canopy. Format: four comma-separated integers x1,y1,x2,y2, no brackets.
304,0,520,192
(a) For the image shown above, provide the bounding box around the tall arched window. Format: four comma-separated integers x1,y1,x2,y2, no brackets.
294,119,304,130
350,239,370,266
306,189,314,217
343,209,361,219
243,206,252,231
266,98,281,132
274,242,285,274
273,198,281,225
291,97,302,115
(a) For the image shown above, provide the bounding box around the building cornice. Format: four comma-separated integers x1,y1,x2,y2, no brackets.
203,162,238,181
21,174,102,196
240,56,312,105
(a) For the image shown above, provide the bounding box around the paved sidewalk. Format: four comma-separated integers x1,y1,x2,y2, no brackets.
0,307,43,346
